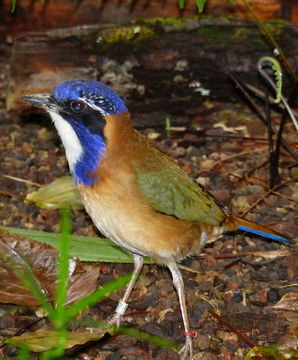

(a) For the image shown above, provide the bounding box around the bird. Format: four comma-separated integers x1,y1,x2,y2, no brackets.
22,79,293,359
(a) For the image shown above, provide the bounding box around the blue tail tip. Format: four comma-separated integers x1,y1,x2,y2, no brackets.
238,225,294,245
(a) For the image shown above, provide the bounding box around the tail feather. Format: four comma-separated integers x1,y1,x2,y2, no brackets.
225,215,293,245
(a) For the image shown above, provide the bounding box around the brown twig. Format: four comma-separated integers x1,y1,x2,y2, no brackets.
200,133,294,143
204,147,266,174
246,159,270,179
229,173,297,204
244,82,298,116
265,91,279,187
194,249,290,261
2,174,41,187
208,309,257,348
0,189,24,200
239,178,298,217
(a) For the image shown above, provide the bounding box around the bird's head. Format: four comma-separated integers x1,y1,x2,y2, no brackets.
22,79,128,186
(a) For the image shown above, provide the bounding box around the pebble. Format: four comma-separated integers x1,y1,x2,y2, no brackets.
193,351,217,360
194,334,210,350
173,146,186,158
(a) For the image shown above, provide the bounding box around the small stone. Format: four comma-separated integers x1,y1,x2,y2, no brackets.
173,74,185,83
147,131,160,140
173,146,186,158
216,330,238,344
21,142,32,153
267,288,281,304
186,145,201,157
224,291,234,303
105,353,120,360
249,289,268,306
155,347,179,360
193,351,217,360
199,159,215,171
211,189,230,203
194,334,210,350
0,315,15,330
227,283,239,291
198,280,214,292
276,207,287,214
175,59,188,71
197,176,210,187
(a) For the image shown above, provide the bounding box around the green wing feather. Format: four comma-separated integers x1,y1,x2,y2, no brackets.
133,143,225,226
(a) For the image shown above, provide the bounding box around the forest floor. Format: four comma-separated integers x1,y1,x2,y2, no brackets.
0,98,297,359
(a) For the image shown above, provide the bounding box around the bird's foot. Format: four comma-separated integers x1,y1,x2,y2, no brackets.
178,336,193,360
107,300,129,330
107,313,121,329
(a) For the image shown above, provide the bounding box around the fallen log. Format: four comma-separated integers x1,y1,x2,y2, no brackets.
7,18,298,128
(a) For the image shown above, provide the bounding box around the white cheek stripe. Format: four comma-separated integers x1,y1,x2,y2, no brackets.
48,111,83,172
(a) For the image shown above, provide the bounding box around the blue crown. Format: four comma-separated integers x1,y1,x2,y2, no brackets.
52,80,127,115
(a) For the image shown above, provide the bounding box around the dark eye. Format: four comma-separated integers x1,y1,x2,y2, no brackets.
70,100,85,113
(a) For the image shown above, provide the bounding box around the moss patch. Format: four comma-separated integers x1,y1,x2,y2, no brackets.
98,25,155,44
198,25,234,44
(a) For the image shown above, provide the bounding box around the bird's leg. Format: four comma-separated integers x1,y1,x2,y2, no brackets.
168,263,194,360
109,253,143,328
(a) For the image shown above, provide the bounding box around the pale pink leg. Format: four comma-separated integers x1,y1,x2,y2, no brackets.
109,253,143,327
168,263,194,360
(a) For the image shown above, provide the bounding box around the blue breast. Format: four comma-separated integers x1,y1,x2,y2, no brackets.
71,121,106,186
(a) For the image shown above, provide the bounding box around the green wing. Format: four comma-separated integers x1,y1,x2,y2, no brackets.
134,151,225,226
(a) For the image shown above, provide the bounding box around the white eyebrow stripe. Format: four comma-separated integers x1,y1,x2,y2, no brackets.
78,97,108,116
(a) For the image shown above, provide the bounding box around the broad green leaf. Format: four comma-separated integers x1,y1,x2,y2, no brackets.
26,176,83,210
2,227,152,264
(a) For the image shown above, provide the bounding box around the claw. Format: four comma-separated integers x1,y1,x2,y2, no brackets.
108,313,122,328
178,336,193,360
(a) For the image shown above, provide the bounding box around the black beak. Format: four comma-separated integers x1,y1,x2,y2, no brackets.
22,94,59,113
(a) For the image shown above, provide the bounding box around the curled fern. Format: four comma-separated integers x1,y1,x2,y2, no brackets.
258,56,282,104
258,56,298,132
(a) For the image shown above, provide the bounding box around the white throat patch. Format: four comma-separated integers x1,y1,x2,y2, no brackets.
48,111,83,172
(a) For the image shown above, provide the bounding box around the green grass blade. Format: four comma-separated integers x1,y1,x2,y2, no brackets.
118,326,178,350
16,346,30,360
54,208,71,327
11,0,16,12
178,0,185,9
196,0,206,13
